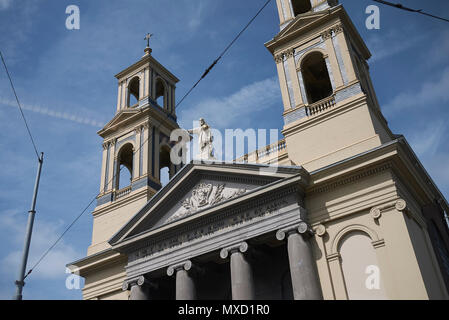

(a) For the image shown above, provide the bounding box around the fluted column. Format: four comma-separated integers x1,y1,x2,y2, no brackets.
277,222,323,300
123,276,154,300
167,260,196,300
220,242,255,300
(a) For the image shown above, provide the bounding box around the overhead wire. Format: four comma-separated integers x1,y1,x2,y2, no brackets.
372,0,449,23
23,0,273,279
0,50,41,159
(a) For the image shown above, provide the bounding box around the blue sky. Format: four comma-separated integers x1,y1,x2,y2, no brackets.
0,0,448,300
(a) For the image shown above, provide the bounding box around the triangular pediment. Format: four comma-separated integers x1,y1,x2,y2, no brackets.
276,11,328,40
109,161,307,246
98,109,142,136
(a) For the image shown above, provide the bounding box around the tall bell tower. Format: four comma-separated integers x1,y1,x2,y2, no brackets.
88,43,181,255
266,0,394,171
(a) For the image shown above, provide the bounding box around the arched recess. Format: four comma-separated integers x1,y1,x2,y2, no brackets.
300,51,333,104
155,77,167,109
332,226,387,300
116,143,134,190
291,0,312,16
128,77,140,107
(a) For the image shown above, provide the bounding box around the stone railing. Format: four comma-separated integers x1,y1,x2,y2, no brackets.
236,139,287,163
306,95,336,117
115,185,132,200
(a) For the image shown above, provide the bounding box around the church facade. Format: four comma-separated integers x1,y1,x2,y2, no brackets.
69,0,449,300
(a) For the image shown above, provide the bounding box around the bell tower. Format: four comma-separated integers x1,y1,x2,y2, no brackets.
88,42,181,255
266,0,394,171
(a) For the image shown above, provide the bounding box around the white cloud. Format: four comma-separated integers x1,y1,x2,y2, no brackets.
188,0,206,31
0,0,11,10
367,30,426,63
0,210,83,281
179,77,281,130
0,97,105,127
409,121,445,158
383,67,449,116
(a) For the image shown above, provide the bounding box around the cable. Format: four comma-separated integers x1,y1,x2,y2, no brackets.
0,50,40,159
24,0,272,280
175,0,273,110
373,0,449,23
24,134,151,279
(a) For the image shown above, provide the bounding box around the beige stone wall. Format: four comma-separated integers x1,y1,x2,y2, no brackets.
308,164,448,300
88,190,148,255
285,99,386,172
82,259,128,300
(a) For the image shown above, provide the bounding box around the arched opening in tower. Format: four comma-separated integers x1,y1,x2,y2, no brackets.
116,143,133,190
128,77,140,107
301,52,333,104
159,145,171,186
292,0,312,16
155,78,166,109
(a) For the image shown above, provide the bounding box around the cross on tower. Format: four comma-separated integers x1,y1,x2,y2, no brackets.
143,33,153,55
145,33,153,48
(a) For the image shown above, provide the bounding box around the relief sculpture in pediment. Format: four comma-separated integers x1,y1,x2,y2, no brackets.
166,183,246,224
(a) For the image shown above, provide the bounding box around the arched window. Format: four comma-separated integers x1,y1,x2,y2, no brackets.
301,52,333,104
292,0,312,16
116,143,133,190
128,77,140,107
155,78,166,108
159,145,171,186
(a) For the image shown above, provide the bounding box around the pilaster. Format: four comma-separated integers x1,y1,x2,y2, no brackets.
275,54,292,112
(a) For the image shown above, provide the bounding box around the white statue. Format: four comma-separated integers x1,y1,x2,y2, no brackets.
188,118,215,160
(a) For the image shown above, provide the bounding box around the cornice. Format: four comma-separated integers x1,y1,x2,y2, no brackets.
115,53,179,83
308,162,392,195
266,5,371,60
111,176,303,253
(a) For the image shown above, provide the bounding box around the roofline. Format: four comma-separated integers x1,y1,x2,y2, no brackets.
110,172,307,250
265,4,371,60
310,137,449,211
108,160,308,244
115,53,179,83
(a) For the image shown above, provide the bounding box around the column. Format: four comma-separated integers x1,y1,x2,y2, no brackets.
142,124,150,176
123,276,153,300
145,68,150,97
274,54,292,112
167,260,196,300
154,127,160,181
286,49,304,106
121,81,127,109
106,139,116,192
220,242,255,300
334,25,357,84
116,82,122,112
99,142,108,193
322,30,344,89
276,222,323,300
133,127,141,180
139,72,144,100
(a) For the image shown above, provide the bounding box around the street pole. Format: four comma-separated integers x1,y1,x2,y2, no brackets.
14,152,44,300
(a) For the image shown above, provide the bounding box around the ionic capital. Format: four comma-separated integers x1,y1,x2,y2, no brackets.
314,224,327,237
276,222,314,241
220,241,249,259
167,260,192,276
370,206,382,220
395,199,407,212
122,276,157,291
